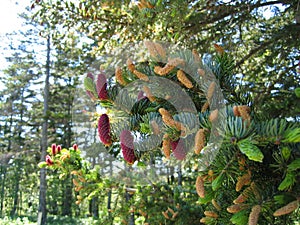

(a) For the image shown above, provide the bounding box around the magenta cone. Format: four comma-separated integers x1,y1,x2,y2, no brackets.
98,114,112,146
96,73,108,100
120,130,136,164
170,139,186,160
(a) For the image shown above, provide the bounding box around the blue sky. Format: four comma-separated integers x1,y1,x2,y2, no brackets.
0,0,30,35
0,1,31,89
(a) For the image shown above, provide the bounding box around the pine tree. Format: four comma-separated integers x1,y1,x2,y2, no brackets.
79,41,300,224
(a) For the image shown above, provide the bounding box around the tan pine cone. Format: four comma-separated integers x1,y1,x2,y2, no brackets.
207,81,216,102
248,205,261,225
236,171,251,192
273,200,299,216
227,203,248,213
162,211,170,219
171,211,178,219
201,101,210,112
238,105,251,121
233,105,251,122
177,69,193,89
159,108,172,118
204,210,218,218
74,186,84,192
143,86,156,102
115,66,127,86
199,217,210,223
154,58,185,76
233,189,250,204
162,134,171,159
72,178,80,187
212,199,222,211
209,109,218,122
233,106,240,117
196,175,205,198
133,70,149,81
194,128,205,154
154,64,174,76
127,58,135,72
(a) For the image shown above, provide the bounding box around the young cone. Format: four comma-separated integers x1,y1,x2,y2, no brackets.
177,69,193,89
115,66,127,86
209,109,219,122
96,73,108,100
201,101,209,112
98,114,112,146
204,211,218,218
248,205,261,225
170,139,186,160
162,134,171,159
273,200,299,216
127,58,135,72
133,69,149,81
212,199,221,211
194,128,205,154
207,81,216,102
195,175,205,198
236,171,251,192
143,86,156,102
120,130,136,164
227,204,248,213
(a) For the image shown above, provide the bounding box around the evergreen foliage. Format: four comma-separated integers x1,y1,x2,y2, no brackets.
41,42,300,224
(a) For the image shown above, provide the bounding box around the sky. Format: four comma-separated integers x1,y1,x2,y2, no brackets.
0,1,31,89
0,0,30,35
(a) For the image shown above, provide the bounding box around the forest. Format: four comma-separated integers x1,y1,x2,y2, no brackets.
0,0,299,225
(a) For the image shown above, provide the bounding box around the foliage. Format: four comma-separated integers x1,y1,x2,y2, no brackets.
39,43,300,224
31,0,300,118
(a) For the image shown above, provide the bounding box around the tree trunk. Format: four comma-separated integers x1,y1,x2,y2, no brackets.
91,196,99,218
62,175,72,216
10,161,20,218
0,165,7,217
38,34,51,225
126,191,135,225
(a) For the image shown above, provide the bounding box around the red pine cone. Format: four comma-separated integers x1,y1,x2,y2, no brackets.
98,114,112,146
51,143,57,155
56,145,61,154
96,73,108,100
170,139,186,160
46,155,54,166
86,72,96,100
73,144,78,151
120,130,136,164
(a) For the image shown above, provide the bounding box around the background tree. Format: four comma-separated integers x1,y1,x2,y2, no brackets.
32,0,300,119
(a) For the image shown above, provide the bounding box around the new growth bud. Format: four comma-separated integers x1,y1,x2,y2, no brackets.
96,73,108,100
98,114,112,146
120,130,136,164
